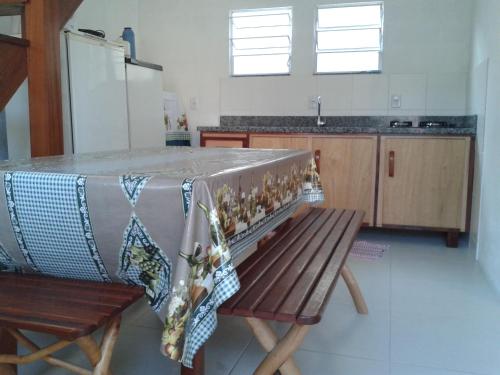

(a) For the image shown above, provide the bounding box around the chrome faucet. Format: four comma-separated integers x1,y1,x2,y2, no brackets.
317,96,326,127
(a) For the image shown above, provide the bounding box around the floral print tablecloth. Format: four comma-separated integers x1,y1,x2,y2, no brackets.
0,147,322,367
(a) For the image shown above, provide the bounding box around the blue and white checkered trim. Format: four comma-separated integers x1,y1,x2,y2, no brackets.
3,172,110,281
181,262,240,367
303,189,325,204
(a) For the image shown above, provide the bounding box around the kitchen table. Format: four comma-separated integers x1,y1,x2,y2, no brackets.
0,147,322,368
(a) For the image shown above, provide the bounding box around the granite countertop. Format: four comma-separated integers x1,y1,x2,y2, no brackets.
198,116,477,136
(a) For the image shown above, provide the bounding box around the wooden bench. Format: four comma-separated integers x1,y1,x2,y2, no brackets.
0,274,144,375
218,207,368,375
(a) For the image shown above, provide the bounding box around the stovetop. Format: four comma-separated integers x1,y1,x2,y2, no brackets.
390,120,456,128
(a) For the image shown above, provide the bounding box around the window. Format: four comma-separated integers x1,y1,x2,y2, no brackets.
230,7,293,76
315,2,384,74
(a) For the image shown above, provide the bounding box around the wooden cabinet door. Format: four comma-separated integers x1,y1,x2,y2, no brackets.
250,135,310,150
312,136,377,226
377,137,470,231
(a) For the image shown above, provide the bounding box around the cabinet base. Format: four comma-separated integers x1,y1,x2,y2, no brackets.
446,231,460,248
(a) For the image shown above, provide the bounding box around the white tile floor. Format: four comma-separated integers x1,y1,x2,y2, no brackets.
19,230,500,375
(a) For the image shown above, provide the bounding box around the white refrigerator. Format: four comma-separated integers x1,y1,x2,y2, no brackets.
125,62,165,150
62,32,165,155
63,32,130,154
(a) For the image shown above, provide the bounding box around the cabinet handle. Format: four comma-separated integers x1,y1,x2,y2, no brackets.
314,150,321,174
389,151,395,177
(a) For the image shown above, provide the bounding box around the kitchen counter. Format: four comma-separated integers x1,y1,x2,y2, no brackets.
197,115,477,136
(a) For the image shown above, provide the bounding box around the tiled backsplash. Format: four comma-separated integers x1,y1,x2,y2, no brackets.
219,73,468,117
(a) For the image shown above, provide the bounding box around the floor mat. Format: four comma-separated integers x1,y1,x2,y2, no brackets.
350,240,389,260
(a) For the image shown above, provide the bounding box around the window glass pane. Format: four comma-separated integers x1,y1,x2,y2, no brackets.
318,5,381,28
232,25,291,39
233,54,290,75
317,51,380,73
317,29,380,50
233,47,290,56
233,36,290,50
232,13,290,28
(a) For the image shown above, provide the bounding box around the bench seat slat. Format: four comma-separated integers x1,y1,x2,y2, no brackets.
254,209,343,321
256,210,352,322
275,210,355,323
0,291,119,318
232,209,335,317
234,208,315,280
0,274,144,340
219,208,365,325
219,208,324,314
297,210,365,324
0,274,141,297
0,284,135,307
0,312,90,338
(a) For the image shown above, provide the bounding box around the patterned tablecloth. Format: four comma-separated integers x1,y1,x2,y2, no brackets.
0,147,322,367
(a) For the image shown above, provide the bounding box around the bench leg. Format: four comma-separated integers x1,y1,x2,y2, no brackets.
0,328,17,375
253,323,310,375
76,336,101,368
245,318,301,375
341,265,368,315
76,316,120,375
93,316,120,375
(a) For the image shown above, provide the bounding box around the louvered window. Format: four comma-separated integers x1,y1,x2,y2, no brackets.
230,7,293,76
315,2,384,74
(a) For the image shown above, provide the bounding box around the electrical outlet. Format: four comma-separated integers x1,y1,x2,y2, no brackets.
391,95,402,109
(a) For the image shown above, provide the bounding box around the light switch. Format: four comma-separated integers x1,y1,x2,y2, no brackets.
189,97,198,110
391,95,402,109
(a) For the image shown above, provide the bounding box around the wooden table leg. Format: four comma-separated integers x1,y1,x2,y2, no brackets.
0,328,17,375
181,346,204,375
341,265,368,315
245,318,301,375
254,324,310,375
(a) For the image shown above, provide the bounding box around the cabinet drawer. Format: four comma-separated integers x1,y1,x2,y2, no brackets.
201,132,249,148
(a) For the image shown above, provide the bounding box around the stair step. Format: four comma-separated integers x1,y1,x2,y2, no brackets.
0,33,29,47
0,0,27,16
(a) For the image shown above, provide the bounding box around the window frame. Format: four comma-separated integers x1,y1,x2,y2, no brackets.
314,1,384,75
229,6,293,77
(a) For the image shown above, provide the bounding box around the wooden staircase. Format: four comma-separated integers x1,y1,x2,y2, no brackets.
0,0,83,157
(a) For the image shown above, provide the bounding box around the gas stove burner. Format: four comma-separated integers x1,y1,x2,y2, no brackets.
390,121,413,128
419,121,450,128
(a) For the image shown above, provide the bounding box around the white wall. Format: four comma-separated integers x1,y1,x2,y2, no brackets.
5,81,30,160
138,0,474,128
468,0,500,292
67,0,140,46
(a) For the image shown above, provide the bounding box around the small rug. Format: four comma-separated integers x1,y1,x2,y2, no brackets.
350,240,389,260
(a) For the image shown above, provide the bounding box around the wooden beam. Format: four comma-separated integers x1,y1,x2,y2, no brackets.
24,0,83,157
0,328,17,375
0,34,28,111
